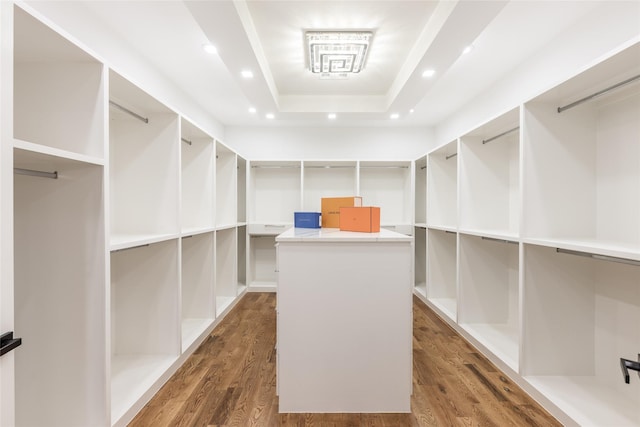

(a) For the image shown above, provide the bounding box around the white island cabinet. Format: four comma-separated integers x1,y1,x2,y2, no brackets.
275,227,413,413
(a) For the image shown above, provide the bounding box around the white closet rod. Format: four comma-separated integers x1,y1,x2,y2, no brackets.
420,166,426,170
14,168,58,179
556,248,640,267
181,138,192,146
304,165,355,169
557,73,640,113
109,100,149,123
482,127,519,145
445,153,457,160
481,236,518,245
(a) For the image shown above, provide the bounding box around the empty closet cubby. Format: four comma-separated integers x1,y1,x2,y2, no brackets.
237,156,247,224
358,160,412,233
427,228,458,322
302,160,357,212
13,6,105,159
14,149,107,427
237,225,247,294
215,228,237,315
181,232,215,352
216,143,237,228
459,234,520,371
109,71,180,249
415,155,427,226
414,226,427,298
522,244,640,426
427,141,458,230
249,235,277,290
248,160,301,230
110,239,180,425
523,42,640,258
459,108,520,238
181,119,214,234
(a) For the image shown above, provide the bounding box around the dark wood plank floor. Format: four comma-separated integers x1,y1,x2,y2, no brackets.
129,293,561,426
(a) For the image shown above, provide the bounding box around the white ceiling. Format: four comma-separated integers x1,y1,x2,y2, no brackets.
59,0,604,128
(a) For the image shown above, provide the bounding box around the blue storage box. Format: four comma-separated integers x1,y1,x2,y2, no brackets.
294,212,321,229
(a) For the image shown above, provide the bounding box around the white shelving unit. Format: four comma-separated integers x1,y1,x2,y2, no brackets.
110,240,180,425
427,141,457,230
248,235,277,290
426,229,457,322
359,160,412,234
181,118,214,234
523,43,640,259
216,143,237,229
522,244,640,426
109,71,180,250
181,233,214,352
14,150,107,427
237,156,247,224
459,108,520,238
414,226,427,298
215,228,237,315
302,160,357,212
458,234,519,371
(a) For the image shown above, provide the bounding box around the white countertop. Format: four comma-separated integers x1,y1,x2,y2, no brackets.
276,227,413,242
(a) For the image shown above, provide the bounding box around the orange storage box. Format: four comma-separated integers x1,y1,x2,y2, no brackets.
321,196,362,228
339,206,380,233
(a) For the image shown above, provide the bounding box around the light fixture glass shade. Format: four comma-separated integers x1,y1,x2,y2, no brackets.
305,31,373,74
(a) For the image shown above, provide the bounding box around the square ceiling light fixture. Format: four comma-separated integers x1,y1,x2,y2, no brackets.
305,31,373,76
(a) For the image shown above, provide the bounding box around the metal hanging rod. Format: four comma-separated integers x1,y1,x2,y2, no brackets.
445,153,457,160
445,230,456,234
481,236,518,245
251,165,300,169
181,138,192,146
420,166,426,170
112,244,150,253
109,100,149,123
557,73,640,113
482,127,520,145
304,165,356,169
359,165,409,169
556,248,640,267
14,168,58,179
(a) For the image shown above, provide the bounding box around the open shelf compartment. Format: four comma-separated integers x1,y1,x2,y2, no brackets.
459,233,520,371
459,108,520,238
358,160,412,228
302,160,357,213
427,228,458,321
522,243,640,426
249,235,277,290
216,142,237,228
215,228,237,315
427,141,458,229
414,226,427,298
248,160,301,226
181,232,214,352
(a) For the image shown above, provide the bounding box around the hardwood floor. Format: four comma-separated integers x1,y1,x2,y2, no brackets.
129,293,561,426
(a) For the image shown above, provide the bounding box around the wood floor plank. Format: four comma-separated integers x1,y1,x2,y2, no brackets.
129,293,561,427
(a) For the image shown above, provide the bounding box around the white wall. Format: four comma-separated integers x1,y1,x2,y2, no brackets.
225,126,434,160
433,1,640,146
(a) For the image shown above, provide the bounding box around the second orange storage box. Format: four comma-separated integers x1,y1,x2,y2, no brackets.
339,206,381,233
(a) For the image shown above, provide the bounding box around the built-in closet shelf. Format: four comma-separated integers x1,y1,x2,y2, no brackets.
414,226,427,298
381,224,414,235
14,139,104,166
415,223,427,229
216,223,239,231
461,323,519,371
427,228,458,322
427,298,458,323
521,237,639,262
247,223,292,235
181,118,214,232
110,233,179,251
110,355,177,425
426,224,457,233
181,319,214,353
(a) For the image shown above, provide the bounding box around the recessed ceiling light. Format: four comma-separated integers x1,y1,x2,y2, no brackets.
422,69,435,78
241,70,254,79
390,113,400,119
202,43,217,54
462,45,473,55
328,113,337,119
266,113,275,119
248,107,256,114
409,109,415,114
